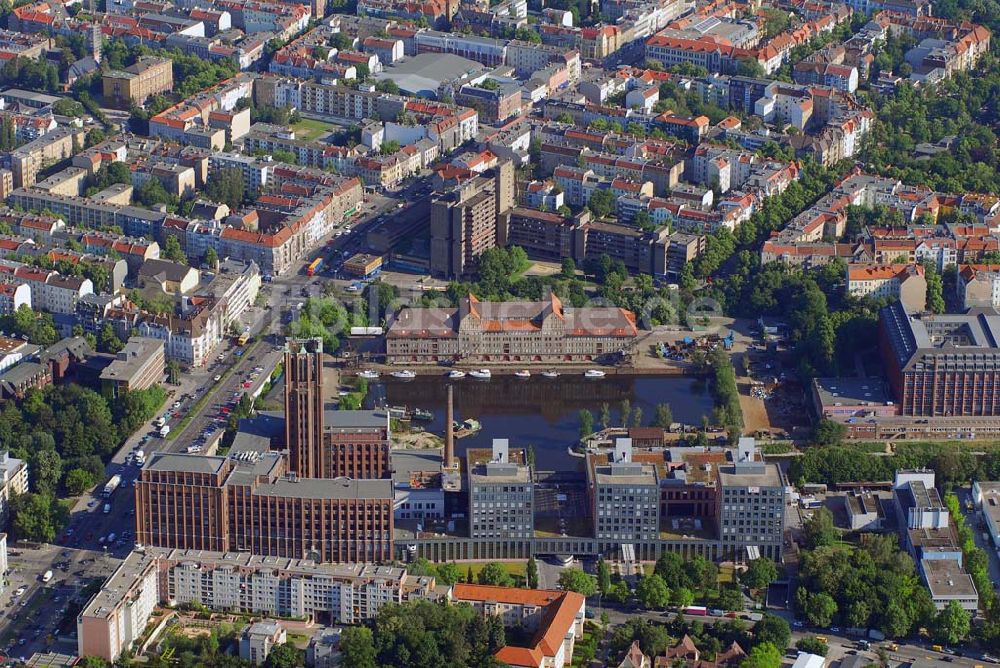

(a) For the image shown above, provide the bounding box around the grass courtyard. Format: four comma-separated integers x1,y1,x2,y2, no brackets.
291,117,338,141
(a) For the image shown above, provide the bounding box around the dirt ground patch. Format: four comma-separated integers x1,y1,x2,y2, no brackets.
739,379,774,434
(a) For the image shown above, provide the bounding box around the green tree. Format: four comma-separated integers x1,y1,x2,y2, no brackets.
795,637,828,657
561,257,577,279
923,260,945,313
436,562,462,586
579,409,594,439
802,591,838,628
653,403,673,428
526,555,539,589
166,359,181,385
812,419,847,445
803,507,838,548
205,247,218,267
753,615,791,650
558,568,597,596
63,468,95,495
671,586,695,608
741,558,779,590
380,139,402,155
97,323,123,354
587,189,615,219
556,112,574,124
11,492,63,543
30,448,62,496
741,642,782,668
636,574,671,609
265,643,304,668
597,557,611,593
339,627,376,668
631,406,643,427
206,167,245,210
162,235,187,264
607,579,631,604
478,562,515,587
599,402,611,430
933,600,970,645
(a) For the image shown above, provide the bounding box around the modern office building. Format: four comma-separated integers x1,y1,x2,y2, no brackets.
468,440,534,540
99,336,165,398
587,439,660,542
972,479,1000,549
880,301,1000,416
386,292,638,364
715,438,785,562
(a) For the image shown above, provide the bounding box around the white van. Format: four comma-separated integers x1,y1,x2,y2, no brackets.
154,416,166,428
41,570,52,583
159,425,170,437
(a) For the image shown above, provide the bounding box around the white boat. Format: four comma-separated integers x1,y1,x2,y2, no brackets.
448,370,466,379
357,370,379,379
469,368,492,380
391,370,416,379
542,371,559,378
584,369,606,379
514,369,531,379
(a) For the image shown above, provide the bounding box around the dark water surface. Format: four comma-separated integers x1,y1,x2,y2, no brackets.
366,374,714,469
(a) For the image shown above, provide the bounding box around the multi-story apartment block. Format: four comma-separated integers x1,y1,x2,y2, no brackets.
452,584,586,668
468,440,534,540
879,301,1000,416
10,127,85,188
957,264,1000,309
429,160,514,278
715,438,785,562
76,552,158,663
0,452,27,529
78,548,436,662
587,439,660,542
846,263,927,311
0,282,30,316
893,469,978,611
102,57,174,108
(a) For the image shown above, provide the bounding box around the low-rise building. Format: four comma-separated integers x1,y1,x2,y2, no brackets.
99,337,165,398
450,584,586,668
239,621,285,666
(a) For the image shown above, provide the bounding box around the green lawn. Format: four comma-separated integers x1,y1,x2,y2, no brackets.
463,562,527,579
291,118,337,141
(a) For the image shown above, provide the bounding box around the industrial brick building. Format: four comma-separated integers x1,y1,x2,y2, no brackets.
386,292,638,364
879,301,1000,416
134,338,395,563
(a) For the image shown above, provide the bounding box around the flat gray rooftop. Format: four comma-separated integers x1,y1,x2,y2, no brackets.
146,452,226,475
256,476,393,500
375,53,486,97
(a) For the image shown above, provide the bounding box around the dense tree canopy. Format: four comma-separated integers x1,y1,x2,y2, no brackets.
795,535,935,636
